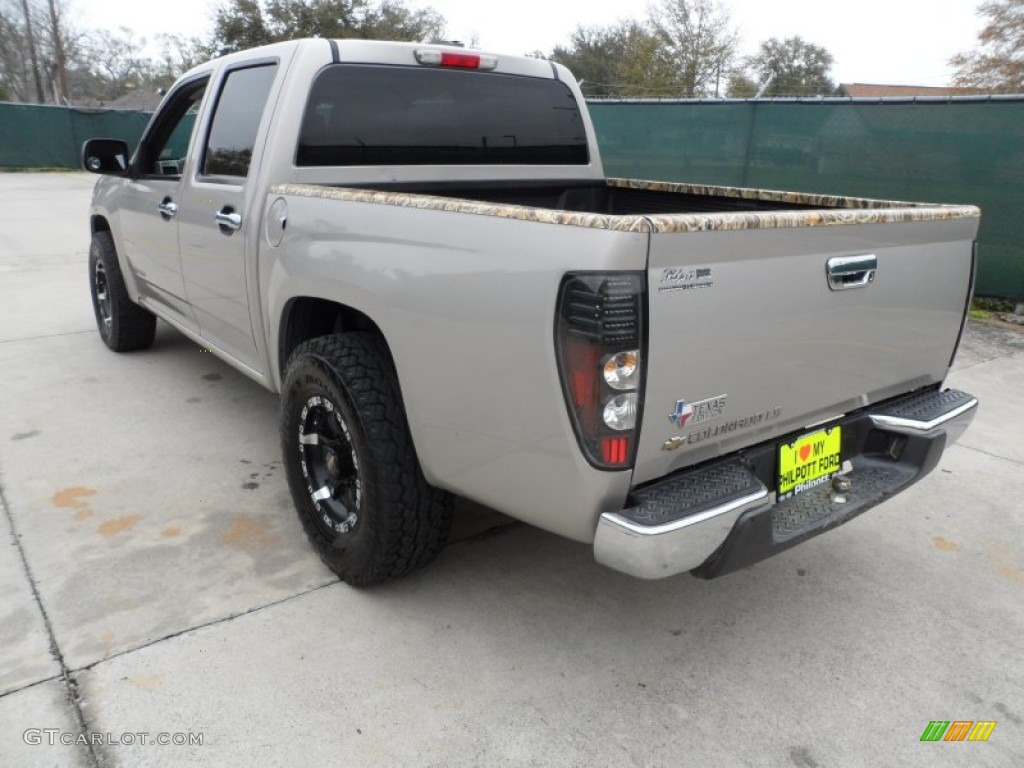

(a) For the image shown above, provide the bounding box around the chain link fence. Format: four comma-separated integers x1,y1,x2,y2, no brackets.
0,103,151,169
591,96,1024,300
1,98,1020,299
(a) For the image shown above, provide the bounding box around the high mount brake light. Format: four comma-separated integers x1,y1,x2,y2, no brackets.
414,49,498,70
555,272,646,470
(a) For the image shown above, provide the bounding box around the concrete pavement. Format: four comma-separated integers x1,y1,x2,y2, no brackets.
1,173,1021,767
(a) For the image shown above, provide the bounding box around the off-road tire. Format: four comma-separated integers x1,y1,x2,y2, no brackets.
89,231,157,352
280,333,453,586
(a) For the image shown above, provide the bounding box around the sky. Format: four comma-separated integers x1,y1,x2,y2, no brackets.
77,0,987,87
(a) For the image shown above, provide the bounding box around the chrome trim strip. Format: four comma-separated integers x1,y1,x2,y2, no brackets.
594,486,771,579
601,488,769,537
870,398,978,433
802,412,846,430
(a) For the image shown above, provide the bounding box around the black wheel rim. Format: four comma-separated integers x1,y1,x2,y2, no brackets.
93,259,112,330
297,395,361,536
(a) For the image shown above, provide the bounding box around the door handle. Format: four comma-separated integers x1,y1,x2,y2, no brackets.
826,255,877,291
215,208,243,231
156,199,178,219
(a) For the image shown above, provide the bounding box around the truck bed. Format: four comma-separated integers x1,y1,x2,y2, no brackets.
351,178,824,215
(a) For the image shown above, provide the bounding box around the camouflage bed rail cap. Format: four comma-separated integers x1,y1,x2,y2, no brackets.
268,183,650,232
607,178,981,234
270,179,980,234
607,177,926,209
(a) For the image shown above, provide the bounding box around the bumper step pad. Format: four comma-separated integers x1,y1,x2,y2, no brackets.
772,461,916,541
871,388,975,425
622,460,766,528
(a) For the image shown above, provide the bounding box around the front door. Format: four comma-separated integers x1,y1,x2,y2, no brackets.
117,78,208,328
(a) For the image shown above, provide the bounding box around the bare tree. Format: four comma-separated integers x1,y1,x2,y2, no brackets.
551,22,679,98
1,0,83,103
45,0,69,102
951,0,1024,91
17,0,45,101
152,33,215,88
546,3,738,98
0,5,29,100
741,36,835,97
79,26,152,102
648,0,738,97
213,0,446,54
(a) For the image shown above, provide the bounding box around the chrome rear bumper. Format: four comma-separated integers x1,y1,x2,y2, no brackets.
595,487,770,579
594,388,978,580
869,389,978,445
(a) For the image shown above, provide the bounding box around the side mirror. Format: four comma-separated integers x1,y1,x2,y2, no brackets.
82,139,131,175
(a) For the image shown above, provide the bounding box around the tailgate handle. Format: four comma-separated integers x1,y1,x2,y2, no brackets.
827,255,877,291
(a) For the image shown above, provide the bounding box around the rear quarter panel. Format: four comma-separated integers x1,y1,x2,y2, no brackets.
263,192,646,541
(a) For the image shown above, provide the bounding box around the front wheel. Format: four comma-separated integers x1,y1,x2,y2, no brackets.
280,333,452,586
89,231,156,352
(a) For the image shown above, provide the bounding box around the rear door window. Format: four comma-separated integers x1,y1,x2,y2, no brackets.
202,64,278,179
297,64,589,166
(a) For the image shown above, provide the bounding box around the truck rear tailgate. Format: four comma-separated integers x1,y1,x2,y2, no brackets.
633,215,978,485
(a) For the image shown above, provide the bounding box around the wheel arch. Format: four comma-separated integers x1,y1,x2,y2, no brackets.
277,296,393,382
91,214,111,234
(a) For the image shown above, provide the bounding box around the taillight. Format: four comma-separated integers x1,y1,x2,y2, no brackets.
556,272,646,470
414,49,498,70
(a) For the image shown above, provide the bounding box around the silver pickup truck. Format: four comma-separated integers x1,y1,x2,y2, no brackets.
82,39,980,585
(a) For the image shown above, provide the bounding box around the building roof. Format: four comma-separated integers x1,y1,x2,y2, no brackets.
837,83,982,98
99,87,163,111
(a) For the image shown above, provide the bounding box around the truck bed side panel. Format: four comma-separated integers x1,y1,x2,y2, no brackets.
263,194,648,541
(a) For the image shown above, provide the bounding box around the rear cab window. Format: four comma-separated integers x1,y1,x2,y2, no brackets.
296,65,589,166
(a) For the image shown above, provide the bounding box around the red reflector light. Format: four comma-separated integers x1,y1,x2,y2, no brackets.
601,437,630,466
440,52,480,69
566,340,602,433
566,341,601,408
415,49,498,70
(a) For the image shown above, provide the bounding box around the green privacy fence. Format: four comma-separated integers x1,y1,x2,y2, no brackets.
1,98,1021,298
589,97,1024,300
0,103,151,169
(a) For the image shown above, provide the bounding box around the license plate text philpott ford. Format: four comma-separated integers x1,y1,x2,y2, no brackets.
778,427,842,499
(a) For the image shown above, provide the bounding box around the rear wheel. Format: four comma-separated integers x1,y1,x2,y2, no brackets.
89,231,156,351
280,333,452,586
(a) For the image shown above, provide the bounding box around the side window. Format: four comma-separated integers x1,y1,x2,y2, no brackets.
202,64,277,179
139,79,208,177
161,103,201,164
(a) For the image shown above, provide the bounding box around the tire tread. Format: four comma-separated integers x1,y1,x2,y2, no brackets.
90,231,156,352
281,333,452,585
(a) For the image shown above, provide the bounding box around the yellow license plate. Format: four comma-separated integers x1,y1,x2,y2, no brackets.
778,427,842,498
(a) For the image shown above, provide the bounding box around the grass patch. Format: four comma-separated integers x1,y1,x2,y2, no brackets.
972,296,1016,314
0,166,79,173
